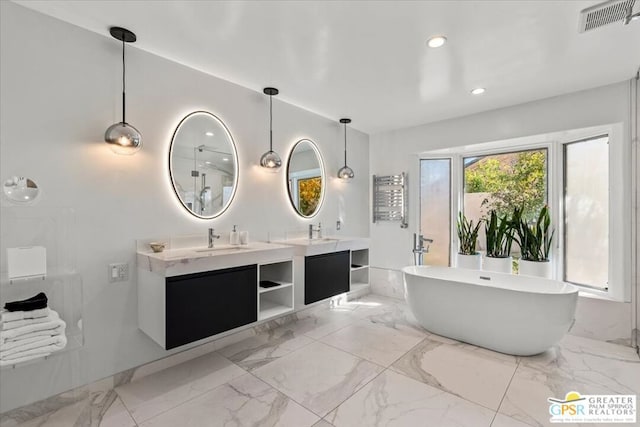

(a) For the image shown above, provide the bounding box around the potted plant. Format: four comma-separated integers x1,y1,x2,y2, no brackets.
484,210,514,273
513,205,554,278
456,212,482,270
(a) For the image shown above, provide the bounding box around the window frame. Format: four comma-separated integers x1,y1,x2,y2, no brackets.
562,134,610,291
417,123,630,302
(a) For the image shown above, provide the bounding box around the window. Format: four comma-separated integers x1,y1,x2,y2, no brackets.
418,127,626,300
563,135,609,289
419,159,451,266
463,149,548,255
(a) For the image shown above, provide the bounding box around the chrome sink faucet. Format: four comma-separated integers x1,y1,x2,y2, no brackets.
309,222,322,239
208,227,221,248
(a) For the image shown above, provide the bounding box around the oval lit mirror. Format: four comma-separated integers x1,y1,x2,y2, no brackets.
3,176,39,204
169,111,238,219
287,139,325,218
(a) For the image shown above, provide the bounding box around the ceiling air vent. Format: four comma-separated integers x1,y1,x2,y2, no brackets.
578,0,636,32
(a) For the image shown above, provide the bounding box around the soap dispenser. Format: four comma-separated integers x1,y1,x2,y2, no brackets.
230,225,240,245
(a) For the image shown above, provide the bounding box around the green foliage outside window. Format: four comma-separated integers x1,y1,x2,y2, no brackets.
465,150,546,222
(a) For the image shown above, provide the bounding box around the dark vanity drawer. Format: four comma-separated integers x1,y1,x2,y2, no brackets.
304,250,350,305
165,265,257,349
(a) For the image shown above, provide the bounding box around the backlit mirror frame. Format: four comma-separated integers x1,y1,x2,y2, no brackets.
286,139,326,218
169,111,239,219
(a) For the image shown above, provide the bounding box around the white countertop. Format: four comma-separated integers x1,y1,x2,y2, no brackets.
275,236,369,256
137,241,294,277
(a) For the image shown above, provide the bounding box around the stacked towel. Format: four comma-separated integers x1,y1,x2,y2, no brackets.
0,293,67,366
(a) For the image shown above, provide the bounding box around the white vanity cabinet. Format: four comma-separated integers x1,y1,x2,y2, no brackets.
284,237,370,309
137,242,294,350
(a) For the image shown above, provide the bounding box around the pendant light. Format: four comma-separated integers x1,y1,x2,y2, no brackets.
337,118,354,181
104,27,142,155
260,87,282,169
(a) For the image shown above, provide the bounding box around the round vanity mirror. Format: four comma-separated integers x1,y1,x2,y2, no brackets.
287,139,325,218
169,111,238,219
3,176,39,204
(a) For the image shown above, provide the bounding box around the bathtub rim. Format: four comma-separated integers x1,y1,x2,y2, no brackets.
402,265,579,296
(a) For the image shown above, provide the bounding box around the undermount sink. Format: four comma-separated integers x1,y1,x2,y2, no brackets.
193,245,251,253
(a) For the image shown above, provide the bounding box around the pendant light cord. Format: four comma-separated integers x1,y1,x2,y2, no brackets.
344,122,348,166
122,38,126,124
269,94,273,152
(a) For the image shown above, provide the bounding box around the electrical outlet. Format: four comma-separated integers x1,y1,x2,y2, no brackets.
336,220,342,230
108,263,129,283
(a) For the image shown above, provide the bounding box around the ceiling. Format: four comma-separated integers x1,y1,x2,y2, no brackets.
13,0,640,134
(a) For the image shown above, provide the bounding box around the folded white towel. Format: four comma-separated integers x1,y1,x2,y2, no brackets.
0,308,50,323
0,334,66,358
0,311,65,344
1,310,56,331
0,336,67,362
0,335,48,351
0,352,51,367
2,326,65,343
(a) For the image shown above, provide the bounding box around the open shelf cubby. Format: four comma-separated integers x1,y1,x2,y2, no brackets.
350,249,369,292
350,249,369,270
258,260,294,321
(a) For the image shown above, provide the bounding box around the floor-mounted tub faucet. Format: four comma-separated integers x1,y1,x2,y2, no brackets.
413,233,433,266
208,228,221,248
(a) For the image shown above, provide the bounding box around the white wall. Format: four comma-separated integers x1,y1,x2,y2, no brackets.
0,2,369,411
370,80,636,347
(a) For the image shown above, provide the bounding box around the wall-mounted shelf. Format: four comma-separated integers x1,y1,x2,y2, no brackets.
0,207,82,369
0,272,84,370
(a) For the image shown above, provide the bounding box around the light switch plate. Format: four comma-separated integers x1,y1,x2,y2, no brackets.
108,263,129,283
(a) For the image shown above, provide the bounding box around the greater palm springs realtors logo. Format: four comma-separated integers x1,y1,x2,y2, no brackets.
548,391,636,423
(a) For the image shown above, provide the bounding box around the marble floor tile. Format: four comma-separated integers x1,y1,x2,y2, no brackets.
320,320,424,367
312,420,335,427
116,351,245,423
253,341,384,417
282,309,358,340
390,336,518,410
140,373,319,427
9,392,135,427
352,295,428,338
498,364,633,427
217,326,314,371
491,413,536,427
326,370,495,427
520,334,640,395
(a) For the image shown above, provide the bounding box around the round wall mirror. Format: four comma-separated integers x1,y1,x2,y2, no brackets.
3,176,39,204
287,139,325,218
169,111,238,219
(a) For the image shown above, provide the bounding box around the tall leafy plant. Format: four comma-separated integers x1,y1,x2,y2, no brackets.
512,205,554,262
485,210,513,258
457,212,482,255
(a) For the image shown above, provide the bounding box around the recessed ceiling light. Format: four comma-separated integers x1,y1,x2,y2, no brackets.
205,132,214,136
427,36,447,48
471,87,486,95
205,161,212,165
222,157,229,162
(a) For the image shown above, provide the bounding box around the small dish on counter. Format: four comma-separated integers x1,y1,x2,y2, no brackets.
149,242,167,253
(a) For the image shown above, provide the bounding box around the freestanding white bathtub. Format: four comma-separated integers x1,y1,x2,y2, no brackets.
403,265,579,356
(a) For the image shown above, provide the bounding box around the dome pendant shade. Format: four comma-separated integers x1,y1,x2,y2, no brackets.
260,150,282,168
105,122,142,155
338,165,355,180
338,118,354,181
260,87,281,170
105,26,142,155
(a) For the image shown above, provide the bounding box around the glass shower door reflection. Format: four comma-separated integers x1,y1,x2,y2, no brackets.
420,159,451,266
